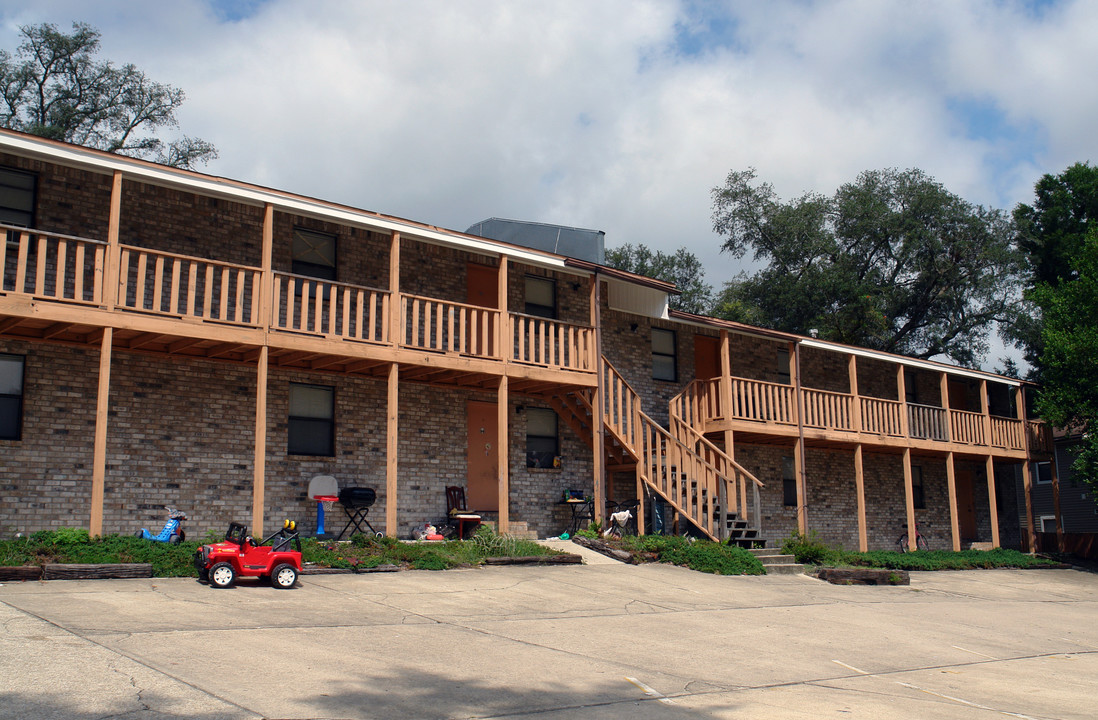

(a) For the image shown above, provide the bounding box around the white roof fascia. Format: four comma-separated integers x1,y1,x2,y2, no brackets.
0,133,571,273
798,338,1020,387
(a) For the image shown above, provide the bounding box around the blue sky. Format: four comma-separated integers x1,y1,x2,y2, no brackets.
1,0,1096,366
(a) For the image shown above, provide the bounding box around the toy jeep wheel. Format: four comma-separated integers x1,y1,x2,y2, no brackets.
271,563,298,589
209,562,236,588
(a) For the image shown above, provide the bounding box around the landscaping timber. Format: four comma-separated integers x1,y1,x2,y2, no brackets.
817,567,909,585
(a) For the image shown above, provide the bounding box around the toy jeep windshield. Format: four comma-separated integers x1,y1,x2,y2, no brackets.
195,520,303,589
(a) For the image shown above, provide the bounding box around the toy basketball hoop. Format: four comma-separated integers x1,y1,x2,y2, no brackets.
307,475,339,537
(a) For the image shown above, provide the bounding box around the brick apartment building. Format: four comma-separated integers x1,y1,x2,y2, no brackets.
0,129,1057,551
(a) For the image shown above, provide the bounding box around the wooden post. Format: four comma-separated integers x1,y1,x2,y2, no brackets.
89,328,113,536
497,254,509,362
251,346,268,536
590,273,605,523
1016,386,1036,552
940,372,952,442
104,171,122,311
848,355,861,433
793,342,807,535
897,365,910,438
389,231,401,345
980,379,993,447
854,444,867,551
946,451,960,551
260,204,274,328
386,363,399,535
985,454,1000,548
719,330,736,516
497,375,509,534
902,448,916,550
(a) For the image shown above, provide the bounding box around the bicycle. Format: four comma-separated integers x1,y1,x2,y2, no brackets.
897,520,929,552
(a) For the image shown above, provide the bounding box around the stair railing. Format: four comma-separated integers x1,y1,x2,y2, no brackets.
597,359,763,541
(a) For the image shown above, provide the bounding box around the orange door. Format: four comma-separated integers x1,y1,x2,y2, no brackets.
695,335,721,380
466,263,499,355
466,400,499,511
955,469,977,540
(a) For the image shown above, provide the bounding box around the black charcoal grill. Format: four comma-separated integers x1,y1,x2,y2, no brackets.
335,487,383,539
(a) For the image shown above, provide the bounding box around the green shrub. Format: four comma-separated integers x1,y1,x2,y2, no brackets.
781,531,837,565
620,535,765,575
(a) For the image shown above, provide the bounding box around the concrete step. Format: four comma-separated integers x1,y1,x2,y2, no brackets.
762,563,806,575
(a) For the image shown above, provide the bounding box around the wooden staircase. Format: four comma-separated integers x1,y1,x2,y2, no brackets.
546,357,765,544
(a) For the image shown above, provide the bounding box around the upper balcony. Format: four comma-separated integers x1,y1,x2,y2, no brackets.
0,225,597,386
674,375,1051,458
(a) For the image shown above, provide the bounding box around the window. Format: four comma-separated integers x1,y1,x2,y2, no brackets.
777,347,791,385
905,369,918,404
1038,515,1057,533
288,383,334,456
0,354,24,440
782,456,797,507
526,407,559,469
291,227,336,280
524,276,556,318
911,466,925,509
652,328,677,381
0,167,35,227
1034,461,1052,485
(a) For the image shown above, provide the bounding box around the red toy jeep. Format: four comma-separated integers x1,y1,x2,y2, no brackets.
195,520,303,589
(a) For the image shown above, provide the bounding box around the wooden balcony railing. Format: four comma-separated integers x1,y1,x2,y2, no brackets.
117,246,263,326
907,403,948,441
862,397,905,436
403,294,500,358
729,377,796,425
669,378,722,431
512,313,595,371
990,416,1025,450
1,227,105,305
950,409,987,446
272,272,389,343
1027,421,1053,454
801,387,854,432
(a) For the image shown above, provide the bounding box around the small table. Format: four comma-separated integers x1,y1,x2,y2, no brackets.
560,498,594,535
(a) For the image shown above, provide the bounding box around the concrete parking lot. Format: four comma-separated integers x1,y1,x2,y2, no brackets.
1,550,1096,720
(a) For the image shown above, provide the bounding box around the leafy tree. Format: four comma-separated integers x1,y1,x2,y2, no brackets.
1031,229,1098,492
711,168,1020,366
1007,162,1098,375
0,22,216,169
605,243,714,315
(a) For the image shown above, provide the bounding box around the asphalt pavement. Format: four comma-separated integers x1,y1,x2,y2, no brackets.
1,552,1095,719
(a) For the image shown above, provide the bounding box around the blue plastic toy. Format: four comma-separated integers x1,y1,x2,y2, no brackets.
136,506,187,543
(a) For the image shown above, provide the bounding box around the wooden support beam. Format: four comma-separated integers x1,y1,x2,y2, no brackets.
205,342,246,359
0,316,26,334
260,204,274,327
167,337,205,354
1016,386,1036,553
386,362,399,535
389,232,401,346
104,171,122,311
848,355,861,433
127,332,165,350
497,375,509,534
40,322,71,340
793,342,807,535
89,327,113,536
719,330,736,516
903,447,916,550
939,372,952,442
498,254,509,364
251,346,268,536
854,444,867,551
590,273,605,523
985,454,1000,548
896,365,910,438
946,451,960,551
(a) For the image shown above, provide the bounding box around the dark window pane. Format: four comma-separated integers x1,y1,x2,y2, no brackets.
0,395,22,440
288,418,333,456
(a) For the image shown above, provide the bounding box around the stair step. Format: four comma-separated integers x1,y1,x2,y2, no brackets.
762,563,805,575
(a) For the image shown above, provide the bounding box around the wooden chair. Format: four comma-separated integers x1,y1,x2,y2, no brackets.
445,486,482,539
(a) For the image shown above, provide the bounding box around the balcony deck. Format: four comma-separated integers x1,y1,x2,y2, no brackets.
0,227,597,394
676,376,1051,460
